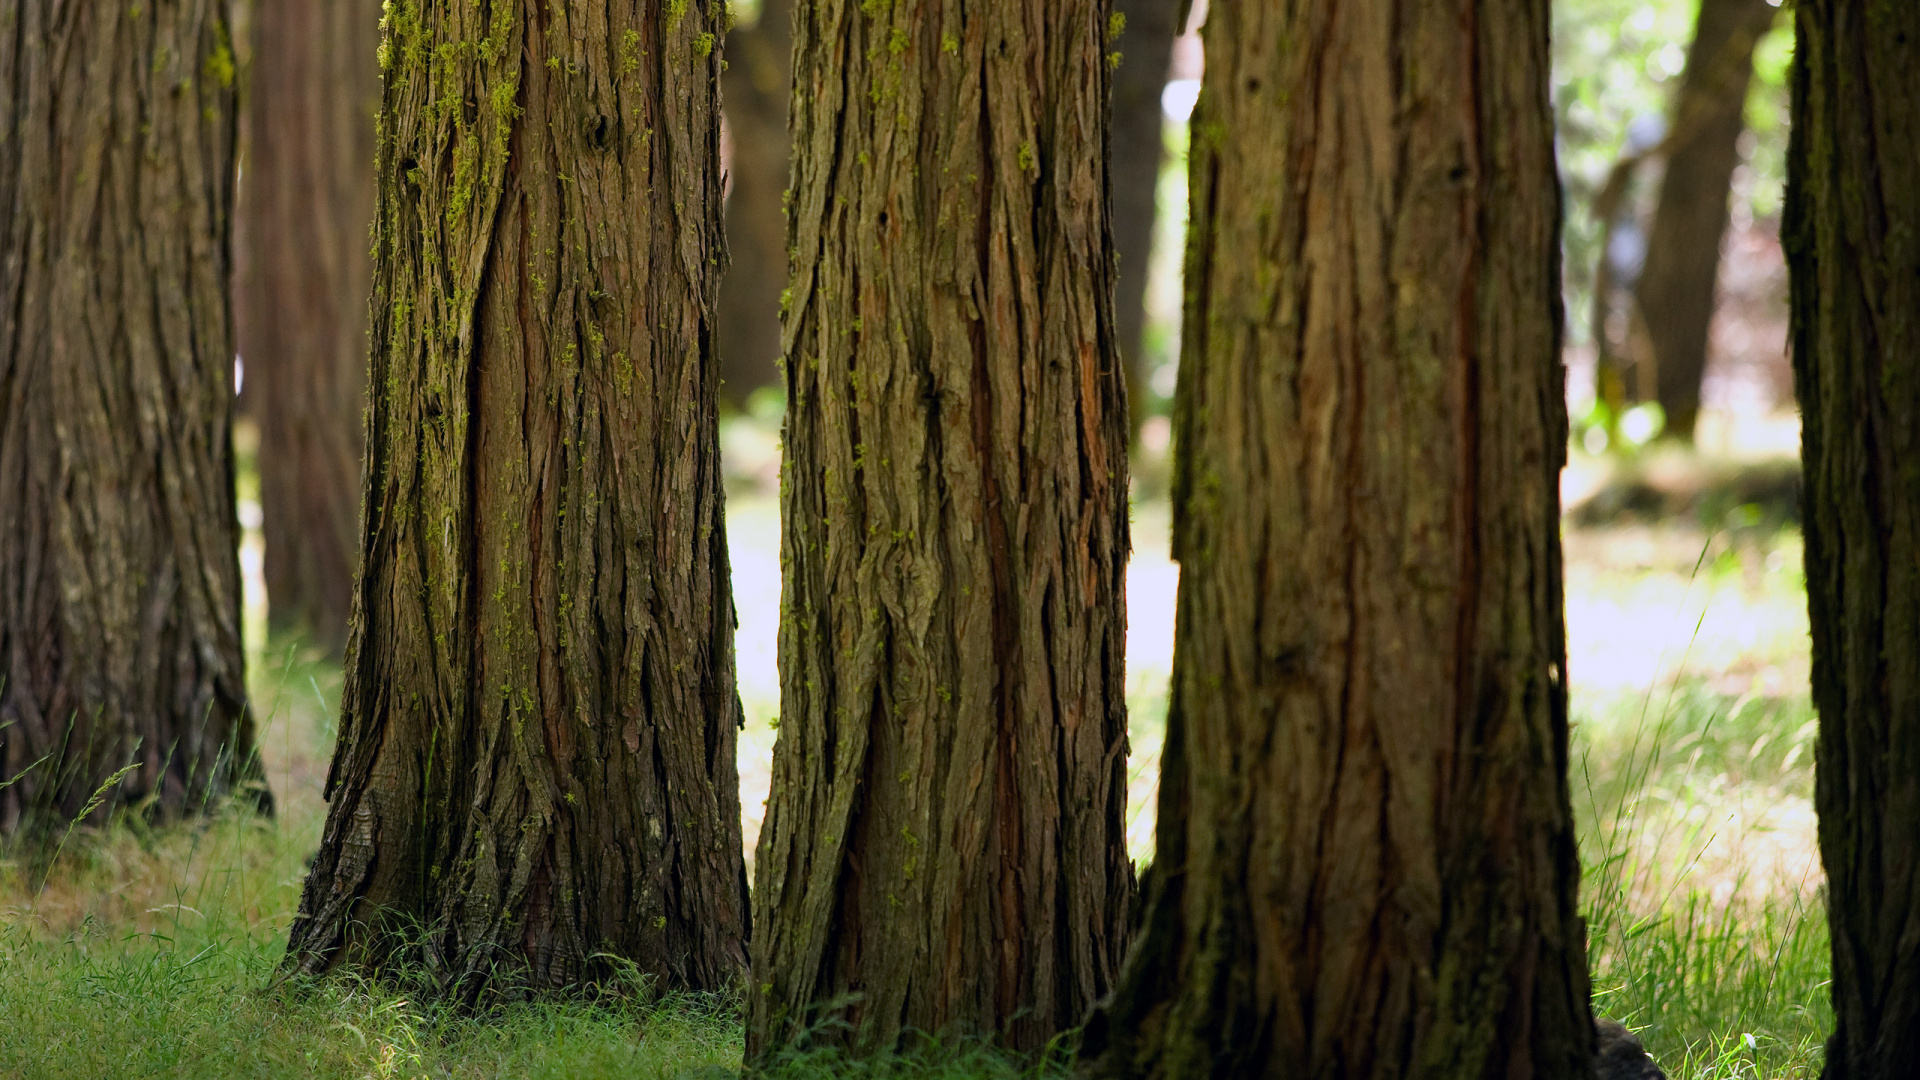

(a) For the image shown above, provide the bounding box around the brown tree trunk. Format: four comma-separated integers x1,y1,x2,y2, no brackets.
234,0,380,657
281,0,748,998
0,1,268,834
1633,0,1776,442
748,0,1134,1057
1080,1,1591,1077
716,0,791,410
1108,0,1178,436
1786,4,1920,1077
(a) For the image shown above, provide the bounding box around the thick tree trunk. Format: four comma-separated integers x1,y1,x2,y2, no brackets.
281,0,748,998
234,0,380,657
1108,0,1178,435
1786,4,1920,1078
748,0,1133,1057
716,0,791,410
1632,0,1776,442
0,1,268,834
1080,1,1591,1077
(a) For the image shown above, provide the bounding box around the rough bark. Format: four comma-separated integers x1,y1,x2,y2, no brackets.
1632,0,1776,442
1785,4,1920,1078
1108,0,1178,435
281,0,747,998
1080,1,1591,1077
0,1,268,834
234,0,379,657
716,0,792,409
748,0,1133,1057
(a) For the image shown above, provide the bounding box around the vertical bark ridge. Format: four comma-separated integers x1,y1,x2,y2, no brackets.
283,0,747,999
1081,1,1590,1076
0,0,266,833
749,0,1133,1057
1786,4,1920,1077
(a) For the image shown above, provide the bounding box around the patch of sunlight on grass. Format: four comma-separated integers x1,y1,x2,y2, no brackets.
1571,515,1827,1079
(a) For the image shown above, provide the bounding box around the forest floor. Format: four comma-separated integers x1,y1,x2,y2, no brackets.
0,433,1825,1079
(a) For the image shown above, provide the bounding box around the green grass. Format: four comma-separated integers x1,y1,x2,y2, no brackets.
1570,514,1828,1078
0,486,1830,1078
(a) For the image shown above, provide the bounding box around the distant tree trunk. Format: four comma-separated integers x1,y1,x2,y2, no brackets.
235,0,379,656
1633,0,1776,442
0,1,268,834
281,0,748,998
748,0,1133,1058
716,0,791,410
1786,4,1920,1078
1081,1,1591,1077
1108,0,1178,435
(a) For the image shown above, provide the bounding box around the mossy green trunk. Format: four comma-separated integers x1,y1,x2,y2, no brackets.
748,0,1134,1057
1633,0,1776,442
282,0,748,997
1786,4,1920,1077
0,0,267,833
235,0,381,657
716,0,791,409
1080,1,1591,1076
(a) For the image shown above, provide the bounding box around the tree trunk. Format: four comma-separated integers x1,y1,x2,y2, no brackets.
1786,4,1920,1078
1080,1,1591,1077
1633,0,1776,443
0,0,268,834
234,0,379,657
748,0,1133,1057
281,0,748,998
716,0,791,410
1108,0,1178,435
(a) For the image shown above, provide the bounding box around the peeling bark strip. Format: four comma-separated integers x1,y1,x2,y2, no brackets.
749,0,1133,1057
0,1,267,833
235,0,381,657
282,0,748,997
1081,1,1592,1077
1785,3,1920,1077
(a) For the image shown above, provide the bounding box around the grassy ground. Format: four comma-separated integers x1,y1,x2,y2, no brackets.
0,444,1828,1078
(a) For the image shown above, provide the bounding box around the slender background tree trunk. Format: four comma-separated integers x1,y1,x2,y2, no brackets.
282,0,747,998
0,0,267,834
235,0,379,657
716,0,792,409
748,0,1133,1057
1108,0,1178,435
1633,0,1776,442
1785,4,1920,1077
1081,0,1591,1075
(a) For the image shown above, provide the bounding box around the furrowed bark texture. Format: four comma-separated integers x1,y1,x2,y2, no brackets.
1080,1,1592,1077
1108,0,1177,434
749,0,1133,1057
282,0,748,996
1786,4,1920,1078
235,0,381,656
716,0,791,408
0,1,266,833
1632,0,1775,442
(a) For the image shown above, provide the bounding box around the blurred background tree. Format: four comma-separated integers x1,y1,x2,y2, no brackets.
1555,0,1793,455
235,0,380,658
717,0,792,413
